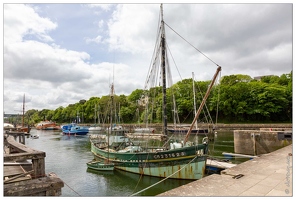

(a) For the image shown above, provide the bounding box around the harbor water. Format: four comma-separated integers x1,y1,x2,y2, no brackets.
25,128,244,197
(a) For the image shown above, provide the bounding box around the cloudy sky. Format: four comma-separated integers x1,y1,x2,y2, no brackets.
2,1,293,115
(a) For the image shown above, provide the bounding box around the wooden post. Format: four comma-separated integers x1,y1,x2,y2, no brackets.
32,158,46,178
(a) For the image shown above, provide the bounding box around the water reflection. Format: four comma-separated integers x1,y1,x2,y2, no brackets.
24,129,243,196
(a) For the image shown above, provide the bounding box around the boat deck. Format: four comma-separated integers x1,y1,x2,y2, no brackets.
3,163,33,184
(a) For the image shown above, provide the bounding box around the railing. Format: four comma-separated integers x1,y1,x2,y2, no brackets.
4,131,46,179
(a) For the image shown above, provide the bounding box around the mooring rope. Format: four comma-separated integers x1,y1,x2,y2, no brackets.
63,181,82,196
129,154,199,196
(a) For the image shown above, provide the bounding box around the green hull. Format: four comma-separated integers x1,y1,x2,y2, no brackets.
86,160,114,171
90,140,208,180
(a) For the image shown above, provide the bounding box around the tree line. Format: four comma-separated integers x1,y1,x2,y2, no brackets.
7,71,292,126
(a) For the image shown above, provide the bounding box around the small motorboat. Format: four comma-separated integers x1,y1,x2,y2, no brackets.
30,135,39,139
62,123,89,135
86,160,114,171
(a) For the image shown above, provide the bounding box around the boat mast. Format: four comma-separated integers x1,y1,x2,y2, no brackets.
22,94,25,127
192,72,198,130
97,104,100,125
94,104,97,124
160,4,168,136
109,83,114,163
184,66,221,144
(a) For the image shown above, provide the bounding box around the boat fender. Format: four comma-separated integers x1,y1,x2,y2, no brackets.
202,137,209,144
173,142,182,149
170,143,174,149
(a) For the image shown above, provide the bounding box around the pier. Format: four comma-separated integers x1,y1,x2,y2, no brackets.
233,128,292,155
158,144,292,196
206,158,237,174
3,131,64,196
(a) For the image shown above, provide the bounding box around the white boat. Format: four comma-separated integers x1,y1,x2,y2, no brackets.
88,125,103,131
107,124,123,130
30,135,39,139
4,123,14,129
134,127,155,133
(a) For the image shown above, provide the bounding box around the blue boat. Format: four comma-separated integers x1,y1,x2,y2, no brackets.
61,123,75,131
62,123,89,135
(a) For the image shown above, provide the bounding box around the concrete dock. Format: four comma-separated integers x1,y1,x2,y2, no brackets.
158,144,292,196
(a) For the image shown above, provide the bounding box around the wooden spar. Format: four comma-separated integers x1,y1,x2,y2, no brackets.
183,66,221,144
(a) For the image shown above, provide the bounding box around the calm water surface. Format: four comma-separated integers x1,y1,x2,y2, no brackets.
25,129,242,197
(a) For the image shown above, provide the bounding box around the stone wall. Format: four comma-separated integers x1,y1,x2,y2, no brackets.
234,129,292,155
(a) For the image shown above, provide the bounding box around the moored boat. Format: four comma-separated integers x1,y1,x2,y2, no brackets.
89,104,104,131
89,125,103,131
134,127,155,133
15,94,31,133
36,121,60,130
62,124,89,135
89,4,222,180
167,127,209,134
86,160,114,171
3,123,14,130
30,134,39,139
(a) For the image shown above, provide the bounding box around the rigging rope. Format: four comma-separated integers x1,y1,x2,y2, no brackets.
164,22,220,67
166,42,183,80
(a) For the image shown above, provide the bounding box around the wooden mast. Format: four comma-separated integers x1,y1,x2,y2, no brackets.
192,72,198,130
22,94,25,127
160,4,168,136
108,83,114,163
183,66,221,144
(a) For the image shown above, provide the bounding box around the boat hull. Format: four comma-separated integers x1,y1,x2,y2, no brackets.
134,128,155,133
89,127,103,131
61,123,89,135
62,130,88,135
87,161,114,171
91,141,208,180
167,129,209,134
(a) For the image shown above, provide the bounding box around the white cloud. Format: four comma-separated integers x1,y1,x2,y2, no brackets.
2,3,293,114
84,35,103,44
106,4,159,54
4,4,57,43
88,3,113,11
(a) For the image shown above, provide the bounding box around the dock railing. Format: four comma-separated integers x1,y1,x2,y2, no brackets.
4,131,46,179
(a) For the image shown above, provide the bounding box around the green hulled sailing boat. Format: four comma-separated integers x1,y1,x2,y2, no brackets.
90,4,221,180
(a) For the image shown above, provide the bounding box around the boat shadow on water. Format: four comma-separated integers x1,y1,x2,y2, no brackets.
86,168,115,176
86,167,193,196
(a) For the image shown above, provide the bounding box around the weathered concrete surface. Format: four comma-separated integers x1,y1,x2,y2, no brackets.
102,123,293,131
4,173,64,196
158,144,292,196
234,130,292,155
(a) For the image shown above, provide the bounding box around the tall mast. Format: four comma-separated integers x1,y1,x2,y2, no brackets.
97,104,100,125
160,4,167,136
94,104,97,124
192,72,198,130
22,94,25,127
109,83,114,162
